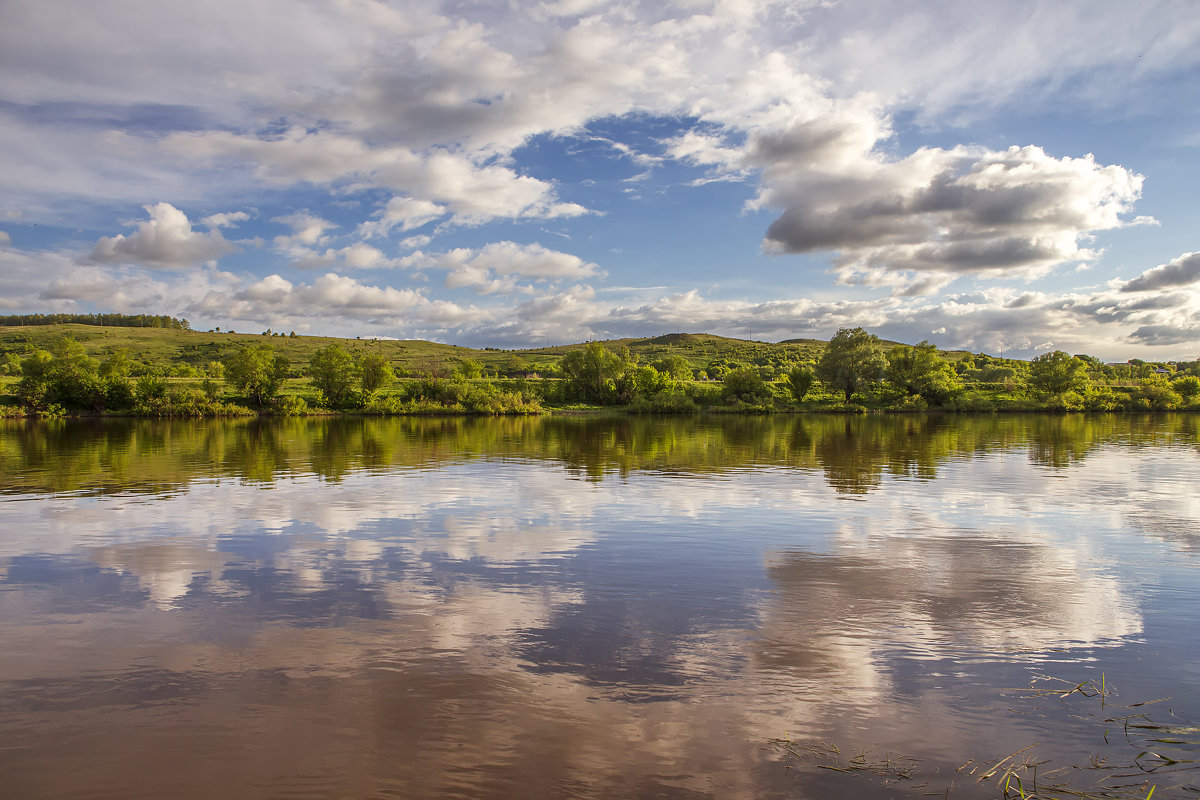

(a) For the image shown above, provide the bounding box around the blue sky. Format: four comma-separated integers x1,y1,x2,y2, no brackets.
2,0,1199,360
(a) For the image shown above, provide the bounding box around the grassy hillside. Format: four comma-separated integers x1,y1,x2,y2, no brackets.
0,324,486,374
0,324,983,379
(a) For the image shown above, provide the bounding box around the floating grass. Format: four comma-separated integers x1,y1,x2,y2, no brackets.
770,737,926,789
772,674,1198,799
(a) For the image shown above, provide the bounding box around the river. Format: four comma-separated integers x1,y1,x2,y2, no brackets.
1,414,1197,798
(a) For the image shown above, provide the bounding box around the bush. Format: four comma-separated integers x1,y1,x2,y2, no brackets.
722,367,772,404
271,395,309,416
944,391,998,412
1136,377,1182,411
102,375,135,411
1171,375,1200,400
629,390,700,414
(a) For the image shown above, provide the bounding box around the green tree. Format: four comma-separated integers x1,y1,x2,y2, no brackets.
200,360,225,402
20,338,104,410
558,342,630,403
98,349,135,410
785,365,815,402
359,352,395,396
722,367,772,404
617,364,669,402
225,344,290,406
1028,351,1090,396
309,343,358,408
886,341,961,403
15,350,54,408
1138,375,1182,410
816,328,888,403
498,353,530,377
652,355,693,381
1172,374,1200,400
98,349,132,379
454,358,485,380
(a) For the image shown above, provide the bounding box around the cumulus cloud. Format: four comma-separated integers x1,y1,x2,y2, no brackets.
358,197,447,238
758,144,1144,289
441,241,599,294
185,271,487,335
1120,251,1200,292
272,211,337,248
87,202,235,269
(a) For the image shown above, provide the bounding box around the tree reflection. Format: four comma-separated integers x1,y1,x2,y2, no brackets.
2,413,1193,497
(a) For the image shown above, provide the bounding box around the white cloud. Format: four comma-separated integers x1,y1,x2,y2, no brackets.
201,211,250,229
87,202,236,269
185,271,487,335
166,129,589,226
358,197,447,238
273,211,337,248
340,242,389,270
441,241,599,294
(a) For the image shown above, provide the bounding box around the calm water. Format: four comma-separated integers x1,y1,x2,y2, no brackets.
1,414,1197,799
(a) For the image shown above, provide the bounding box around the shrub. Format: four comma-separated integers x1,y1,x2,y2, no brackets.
722,367,772,404
271,395,309,416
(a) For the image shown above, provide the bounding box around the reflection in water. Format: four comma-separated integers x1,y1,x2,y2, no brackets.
4,413,1198,497
0,415,1198,799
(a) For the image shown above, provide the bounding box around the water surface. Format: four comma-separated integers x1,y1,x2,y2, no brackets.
1,414,1198,798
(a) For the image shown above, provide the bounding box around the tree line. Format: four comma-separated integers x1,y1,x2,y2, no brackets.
0,313,191,329
2,328,1198,417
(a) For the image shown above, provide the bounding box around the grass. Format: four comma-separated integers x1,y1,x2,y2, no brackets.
771,675,1198,799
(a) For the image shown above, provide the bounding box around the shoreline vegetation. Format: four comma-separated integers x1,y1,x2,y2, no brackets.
2,317,1198,419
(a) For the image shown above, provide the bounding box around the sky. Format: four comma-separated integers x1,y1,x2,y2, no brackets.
2,0,1199,360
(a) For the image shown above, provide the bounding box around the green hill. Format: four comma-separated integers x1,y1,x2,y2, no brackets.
0,324,977,378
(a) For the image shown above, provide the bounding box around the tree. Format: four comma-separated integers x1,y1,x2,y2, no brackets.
816,328,887,403
15,350,54,408
1138,375,1182,410
618,364,669,402
309,343,358,408
558,342,630,403
359,352,395,396
1172,374,1200,400
98,349,135,410
785,365,815,402
98,349,132,379
886,341,961,403
499,353,530,377
722,367,772,404
225,344,290,406
652,355,693,381
453,358,485,380
1028,351,1090,396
